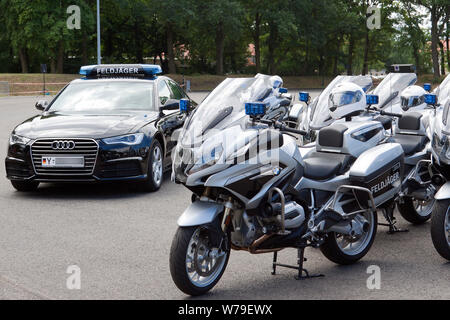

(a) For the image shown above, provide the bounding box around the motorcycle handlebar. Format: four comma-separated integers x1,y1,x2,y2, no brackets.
367,106,403,118
257,119,307,135
379,110,403,118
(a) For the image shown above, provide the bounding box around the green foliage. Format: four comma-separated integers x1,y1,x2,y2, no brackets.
0,0,445,76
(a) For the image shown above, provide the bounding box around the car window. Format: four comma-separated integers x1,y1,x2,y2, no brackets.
158,80,171,105
167,80,186,100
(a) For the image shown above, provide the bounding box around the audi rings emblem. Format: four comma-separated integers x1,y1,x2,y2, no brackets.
52,140,76,150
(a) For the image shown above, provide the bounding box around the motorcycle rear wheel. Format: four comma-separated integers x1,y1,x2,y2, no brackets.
397,196,434,224
320,210,377,265
169,226,230,296
430,199,450,261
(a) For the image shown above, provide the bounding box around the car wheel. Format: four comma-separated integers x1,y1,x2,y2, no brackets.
11,180,39,192
139,140,163,192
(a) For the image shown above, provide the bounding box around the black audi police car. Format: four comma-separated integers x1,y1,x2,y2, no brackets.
5,64,195,192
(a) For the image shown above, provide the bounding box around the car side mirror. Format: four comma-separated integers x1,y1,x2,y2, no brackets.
35,100,48,111
160,99,180,112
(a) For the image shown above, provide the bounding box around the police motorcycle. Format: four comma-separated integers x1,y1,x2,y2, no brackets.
297,79,437,229
428,89,450,260
169,75,406,296
288,75,373,145
291,65,417,144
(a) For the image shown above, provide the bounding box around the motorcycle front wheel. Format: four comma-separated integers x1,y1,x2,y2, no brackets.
169,226,230,296
320,210,377,265
430,199,450,261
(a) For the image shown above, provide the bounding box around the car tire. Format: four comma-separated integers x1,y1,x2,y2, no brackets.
11,180,39,192
139,140,163,192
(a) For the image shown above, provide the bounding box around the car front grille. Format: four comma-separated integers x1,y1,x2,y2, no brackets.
31,138,99,175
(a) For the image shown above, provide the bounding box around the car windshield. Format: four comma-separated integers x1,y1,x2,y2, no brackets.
181,75,275,146
310,75,372,129
49,81,154,113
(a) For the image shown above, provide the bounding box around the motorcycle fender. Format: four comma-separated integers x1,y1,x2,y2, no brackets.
435,182,450,200
177,201,224,227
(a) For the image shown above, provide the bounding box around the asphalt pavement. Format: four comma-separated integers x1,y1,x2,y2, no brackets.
0,92,448,300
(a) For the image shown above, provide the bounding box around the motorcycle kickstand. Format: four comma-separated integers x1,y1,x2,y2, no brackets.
379,207,408,234
271,247,324,280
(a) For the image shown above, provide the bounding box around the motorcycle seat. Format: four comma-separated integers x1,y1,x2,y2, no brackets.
303,151,355,180
391,134,428,156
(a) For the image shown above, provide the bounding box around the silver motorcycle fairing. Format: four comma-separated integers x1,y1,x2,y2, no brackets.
177,201,225,227
435,182,450,200
203,135,302,210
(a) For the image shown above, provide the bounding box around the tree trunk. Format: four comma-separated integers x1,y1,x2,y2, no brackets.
439,41,445,76
253,12,261,73
412,43,421,75
82,32,88,65
50,59,57,74
18,48,28,73
347,35,354,75
215,21,225,75
362,28,370,75
166,23,176,74
57,41,64,74
267,21,278,74
431,7,441,79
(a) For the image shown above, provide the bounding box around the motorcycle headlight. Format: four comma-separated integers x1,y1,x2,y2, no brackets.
432,133,450,161
102,133,144,145
9,134,31,145
189,144,223,174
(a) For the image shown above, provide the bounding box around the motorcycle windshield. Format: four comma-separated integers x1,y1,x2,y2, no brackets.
372,73,417,110
310,75,372,130
437,73,450,105
180,74,276,147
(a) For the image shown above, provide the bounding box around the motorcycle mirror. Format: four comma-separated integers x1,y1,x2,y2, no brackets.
299,92,310,103
425,93,437,106
179,98,191,113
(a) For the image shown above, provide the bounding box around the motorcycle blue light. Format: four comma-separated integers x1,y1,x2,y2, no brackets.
179,98,190,113
423,83,432,92
279,88,288,94
245,102,267,116
366,94,379,105
425,93,437,105
299,92,309,102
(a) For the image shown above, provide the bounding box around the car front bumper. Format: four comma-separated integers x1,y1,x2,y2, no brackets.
5,138,151,183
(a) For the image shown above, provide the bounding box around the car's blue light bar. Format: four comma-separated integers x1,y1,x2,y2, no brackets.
366,94,379,105
299,92,309,102
79,64,162,79
279,88,288,94
179,98,191,113
425,93,437,105
245,102,267,116
423,83,432,92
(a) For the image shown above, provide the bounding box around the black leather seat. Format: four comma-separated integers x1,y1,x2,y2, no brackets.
303,151,355,180
391,134,428,156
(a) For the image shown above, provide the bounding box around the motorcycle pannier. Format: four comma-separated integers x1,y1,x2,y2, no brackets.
349,143,404,206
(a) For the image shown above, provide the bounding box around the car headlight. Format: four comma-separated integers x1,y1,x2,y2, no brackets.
102,133,144,145
9,134,31,145
189,144,223,174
